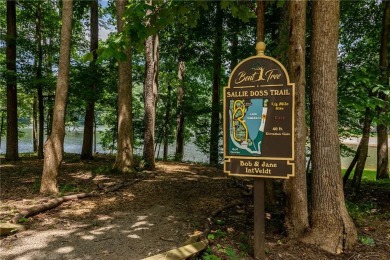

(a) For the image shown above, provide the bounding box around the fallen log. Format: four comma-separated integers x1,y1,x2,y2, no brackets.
10,177,146,224
0,223,25,236
10,192,96,223
142,240,208,260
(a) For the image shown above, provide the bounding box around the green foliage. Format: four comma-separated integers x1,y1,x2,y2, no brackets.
359,235,375,246
225,247,239,260
346,201,378,224
18,217,29,223
59,184,79,194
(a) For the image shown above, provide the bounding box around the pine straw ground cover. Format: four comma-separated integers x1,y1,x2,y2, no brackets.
0,154,389,259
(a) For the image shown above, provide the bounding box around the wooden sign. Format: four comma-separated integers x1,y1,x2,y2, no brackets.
223,42,295,179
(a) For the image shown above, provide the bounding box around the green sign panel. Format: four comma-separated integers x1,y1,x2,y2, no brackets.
223,43,295,179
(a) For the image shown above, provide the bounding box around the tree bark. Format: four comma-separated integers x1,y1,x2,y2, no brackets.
40,0,73,194
163,85,172,161
114,0,134,173
303,0,357,254
143,0,158,170
33,95,38,153
81,0,98,160
230,17,239,72
175,60,185,161
283,0,309,239
35,2,44,159
343,140,362,187
377,1,390,179
6,0,18,161
209,1,223,165
352,108,372,192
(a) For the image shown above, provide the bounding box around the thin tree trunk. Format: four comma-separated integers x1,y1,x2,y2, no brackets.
114,0,134,173
33,95,38,152
40,0,73,194
163,85,172,161
143,31,156,169
175,60,185,161
36,2,44,159
343,140,362,186
6,0,18,161
283,0,309,238
81,0,98,160
0,110,4,148
230,17,239,72
303,0,357,254
209,1,223,165
352,108,372,192
377,1,390,179
143,0,158,170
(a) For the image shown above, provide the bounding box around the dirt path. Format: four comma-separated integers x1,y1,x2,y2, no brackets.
0,159,241,259
1,156,389,259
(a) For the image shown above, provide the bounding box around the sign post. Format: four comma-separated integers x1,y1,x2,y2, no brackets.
223,42,295,259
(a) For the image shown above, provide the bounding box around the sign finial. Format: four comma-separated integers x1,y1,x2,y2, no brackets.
256,42,266,56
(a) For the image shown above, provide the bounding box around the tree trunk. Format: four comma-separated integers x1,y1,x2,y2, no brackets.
33,95,38,153
377,1,390,180
343,140,362,186
6,0,18,161
35,2,44,159
40,0,73,194
143,0,158,170
230,17,239,72
256,0,265,42
163,85,172,161
114,0,134,173
351,108,372,193
303,0,357,254
175,60,185,161
283,0,309,239
81,0,98,160
209,1,223,165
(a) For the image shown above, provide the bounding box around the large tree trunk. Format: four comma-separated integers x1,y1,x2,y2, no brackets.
114,0,134,173
209,1,223,165
35,2,44,159
175,60,185,161
81,0,98,160
377,1,390,180
352,108,372,192
6,0,18,161
40,0,73,194
303,0,357,254
283,0,309,238
143,0,158,170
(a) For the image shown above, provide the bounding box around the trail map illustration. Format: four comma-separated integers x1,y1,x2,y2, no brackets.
228,99,268,156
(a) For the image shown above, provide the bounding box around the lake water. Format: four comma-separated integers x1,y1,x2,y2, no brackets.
0,126,387,169
0,126,209,163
